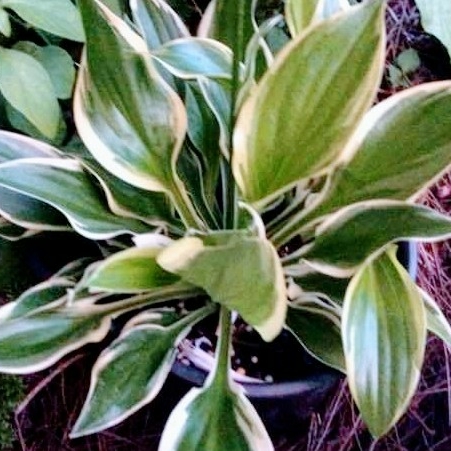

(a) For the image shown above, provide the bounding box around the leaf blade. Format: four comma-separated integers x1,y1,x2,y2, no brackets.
232,0,386,205
342,248,426,437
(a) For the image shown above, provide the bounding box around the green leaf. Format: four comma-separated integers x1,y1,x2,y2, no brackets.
101,0,123,15
1,0,85,41
157,232,287,341
0,305,112,373
285,0,350,37
64,138,179,228
6,104,67,146
0,48,59,139
196,78,231,158
0,8,11,37
151,38,233,79
421,288,451,346
285,0,321,36
0,278,73,321
87,247,180,293
286,269,348,304
176,144,220,228
75,0,187,193
286,305,345,372
415,0,451,59
159,382,273,450
342,248,426,437
0,186,69,231
0,158,149,239
185,83,221,201
232,0,385,205
311,81,451,218
71,307,211,437
0,130,61,161
130,0,189,49
34,46,75,100
12,42,75,100
298,201,451,277
199,0,253,63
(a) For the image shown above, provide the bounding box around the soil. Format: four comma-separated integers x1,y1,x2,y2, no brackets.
8,0,451,450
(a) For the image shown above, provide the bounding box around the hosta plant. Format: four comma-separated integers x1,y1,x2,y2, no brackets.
1,0,451,448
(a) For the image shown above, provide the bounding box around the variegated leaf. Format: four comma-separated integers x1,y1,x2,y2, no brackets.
87,246,180,293
0,278,73,321
71,306,214,437
151,38,233,79
342,248,426,437
198,0,253,64
232,0,385,206
157,232,287,341
285,0,321,36
296,201,451,277
130,0,189,50
286,305,345,372
285,0,350,37
0,130,61,162
421,288,451,346
310,81,451,219
64,138,179,227
75,0,187,194
159,382,273,451
0,305,112,373
0,158,149,239
0,186,69,231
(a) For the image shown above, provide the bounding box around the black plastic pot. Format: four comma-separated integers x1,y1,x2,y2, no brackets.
171,241,418,433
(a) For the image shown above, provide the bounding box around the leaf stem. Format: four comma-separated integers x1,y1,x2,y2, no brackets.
169,177,206,231
223,0,246,230
211,306,232,386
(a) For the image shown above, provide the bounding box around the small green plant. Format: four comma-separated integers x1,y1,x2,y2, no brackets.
0,0,84,141
1,0,451,449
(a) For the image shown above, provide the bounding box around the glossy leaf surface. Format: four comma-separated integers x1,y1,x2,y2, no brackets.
130,0,189,49
314,81,451,216
0,306,112,373
151,38,233,79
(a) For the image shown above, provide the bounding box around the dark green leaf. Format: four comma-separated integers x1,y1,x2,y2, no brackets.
286,305,345,371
